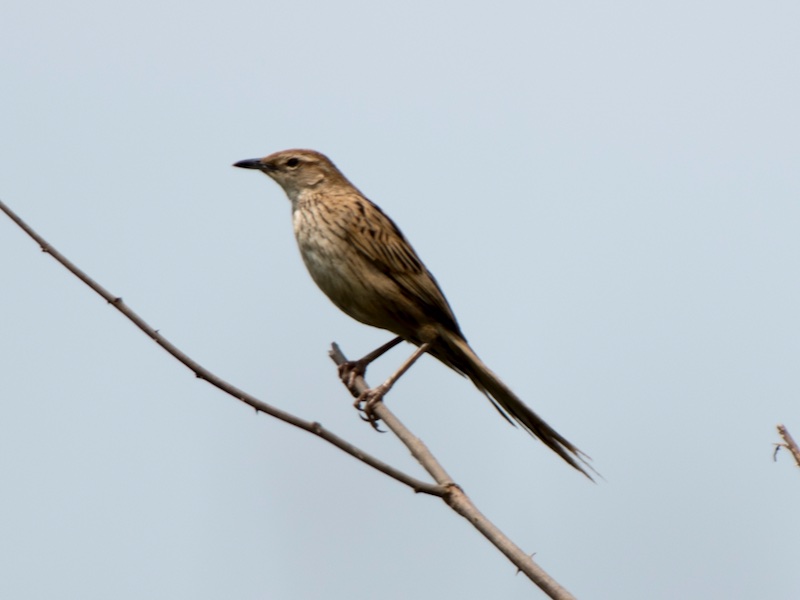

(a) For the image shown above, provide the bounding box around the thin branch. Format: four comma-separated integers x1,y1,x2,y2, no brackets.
3,197,579,599
0,198,443,497
776,424,800,468
330,344,578,600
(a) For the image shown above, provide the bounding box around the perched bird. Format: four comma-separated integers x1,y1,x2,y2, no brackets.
234,149,592,477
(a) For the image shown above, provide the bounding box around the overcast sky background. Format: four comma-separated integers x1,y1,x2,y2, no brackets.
2,2,799,599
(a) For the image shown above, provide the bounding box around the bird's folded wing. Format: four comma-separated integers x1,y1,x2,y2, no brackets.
342,197,463,337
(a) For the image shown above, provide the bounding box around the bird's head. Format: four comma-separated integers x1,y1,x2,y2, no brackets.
234,149,348,202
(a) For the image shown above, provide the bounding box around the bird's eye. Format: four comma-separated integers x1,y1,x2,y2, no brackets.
286,158,300,168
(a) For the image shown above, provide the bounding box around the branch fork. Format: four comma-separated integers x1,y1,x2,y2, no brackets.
1,198,578,600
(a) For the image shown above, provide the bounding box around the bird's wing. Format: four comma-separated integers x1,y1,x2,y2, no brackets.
342,196,463,336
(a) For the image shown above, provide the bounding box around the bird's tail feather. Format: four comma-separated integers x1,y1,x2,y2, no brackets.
433,332,596,480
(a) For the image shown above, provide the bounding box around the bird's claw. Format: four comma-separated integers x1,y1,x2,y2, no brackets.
338,359,368,391
353,386,387,432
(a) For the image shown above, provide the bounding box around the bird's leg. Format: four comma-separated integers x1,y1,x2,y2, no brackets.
338,336,403,389
356,342,431,429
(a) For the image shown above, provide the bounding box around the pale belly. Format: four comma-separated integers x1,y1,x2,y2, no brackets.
294,212,397,331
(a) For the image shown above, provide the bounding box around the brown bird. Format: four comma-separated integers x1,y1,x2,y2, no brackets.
234,149,592,478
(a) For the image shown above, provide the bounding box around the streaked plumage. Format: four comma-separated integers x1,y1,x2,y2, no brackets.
235,149,592,478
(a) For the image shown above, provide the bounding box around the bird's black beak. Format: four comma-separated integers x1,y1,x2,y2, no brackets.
233,158,263,170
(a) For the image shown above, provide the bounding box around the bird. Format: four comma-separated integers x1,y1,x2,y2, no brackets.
234,149,593,478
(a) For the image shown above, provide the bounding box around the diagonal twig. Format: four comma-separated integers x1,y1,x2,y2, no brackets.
330,344,578,600
3,197,579,599
0,198,443,497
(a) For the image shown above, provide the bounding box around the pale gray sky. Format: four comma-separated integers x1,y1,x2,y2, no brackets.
2,2,799,598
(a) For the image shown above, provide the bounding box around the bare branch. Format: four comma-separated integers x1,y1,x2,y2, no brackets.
776,424,800,468
330,344,578,600
3,198,579,599
0,198,442,497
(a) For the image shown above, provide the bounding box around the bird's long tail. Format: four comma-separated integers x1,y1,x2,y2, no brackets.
432,331,595,480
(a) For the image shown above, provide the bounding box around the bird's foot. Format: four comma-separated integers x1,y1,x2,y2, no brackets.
338,359,369,392
353,384,389,432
